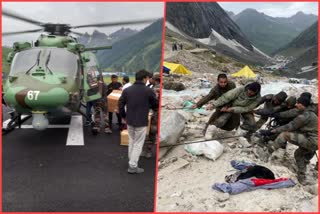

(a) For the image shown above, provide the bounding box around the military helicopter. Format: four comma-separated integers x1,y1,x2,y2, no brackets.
2,9,157,132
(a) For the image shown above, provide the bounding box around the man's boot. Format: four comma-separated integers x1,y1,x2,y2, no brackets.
205,125,217,140
104,127,112,134
128,166,144,174
297,172,311,185
254,145,271,162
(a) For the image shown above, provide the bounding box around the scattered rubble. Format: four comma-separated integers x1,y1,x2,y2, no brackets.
158,50,318,211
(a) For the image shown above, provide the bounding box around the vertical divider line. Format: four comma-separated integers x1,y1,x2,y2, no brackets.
153,1,167,212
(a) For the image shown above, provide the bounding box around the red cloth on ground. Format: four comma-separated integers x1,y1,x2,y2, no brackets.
251,178,289,186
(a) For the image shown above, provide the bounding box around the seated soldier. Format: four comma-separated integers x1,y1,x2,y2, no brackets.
205,82,261,139
261,95,318,185
254,91,287,130
191,73,236,134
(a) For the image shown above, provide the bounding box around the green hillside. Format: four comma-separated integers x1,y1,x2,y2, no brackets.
276,21,318,57
233,9,317,55
97,19,163,74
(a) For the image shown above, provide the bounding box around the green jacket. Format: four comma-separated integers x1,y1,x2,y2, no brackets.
255,94,287,116
212,85,261,114
275,110,318,144
196,81,236,108
279,103,318,119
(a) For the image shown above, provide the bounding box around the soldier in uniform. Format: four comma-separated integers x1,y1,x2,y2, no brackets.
254,91,288,130
261,95,318,184
191,73,236,134
142,73,160,158
92,75,112,134
271,92,318,123
203,82,261,138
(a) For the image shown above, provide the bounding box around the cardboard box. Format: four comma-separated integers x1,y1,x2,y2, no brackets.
147,112,153,135
107,90,122,113
120,130,129,146
121,114,152,146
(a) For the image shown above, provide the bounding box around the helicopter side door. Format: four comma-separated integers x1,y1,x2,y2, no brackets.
82,52,103,102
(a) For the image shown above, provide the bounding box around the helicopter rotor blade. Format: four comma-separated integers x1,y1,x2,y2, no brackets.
71,18,159,29
69,30,85,36
2,28,43,36
2,8,44,27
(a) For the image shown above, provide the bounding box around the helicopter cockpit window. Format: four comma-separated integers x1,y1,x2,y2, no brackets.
43,48,78,76
85,55,101,89
10,49,40,75
10,48,79,76
86,66,100,88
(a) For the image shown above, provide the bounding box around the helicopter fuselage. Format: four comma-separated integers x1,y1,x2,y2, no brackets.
4,35,110,130
4,47,82,114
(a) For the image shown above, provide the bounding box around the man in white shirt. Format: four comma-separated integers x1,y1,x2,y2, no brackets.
122,76,132,90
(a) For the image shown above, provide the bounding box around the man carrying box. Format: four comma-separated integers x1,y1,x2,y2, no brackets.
107,74,123,130
119,70,158,174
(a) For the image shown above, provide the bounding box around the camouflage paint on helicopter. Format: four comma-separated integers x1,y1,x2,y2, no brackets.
2,8,157,131
4,35,108,130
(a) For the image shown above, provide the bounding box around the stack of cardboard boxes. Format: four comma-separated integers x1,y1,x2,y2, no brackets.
107,90,153,146
121,113,152,146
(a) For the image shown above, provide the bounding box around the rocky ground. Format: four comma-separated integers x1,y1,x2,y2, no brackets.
157,39,318,212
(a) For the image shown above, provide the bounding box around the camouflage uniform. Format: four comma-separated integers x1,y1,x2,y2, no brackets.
211,84,261,131
254,93,287,130
269,110,318,180
276,102,318,120
93,81,111,133
196,81,236,108
257,96,297,144
196,81,237,131
271,96,297,126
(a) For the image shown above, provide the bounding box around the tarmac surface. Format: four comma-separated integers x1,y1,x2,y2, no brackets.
2,108,156,212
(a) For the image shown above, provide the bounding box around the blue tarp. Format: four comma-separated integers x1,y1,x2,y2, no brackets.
213,178,296,194
212,160,296,194
163,65,170,74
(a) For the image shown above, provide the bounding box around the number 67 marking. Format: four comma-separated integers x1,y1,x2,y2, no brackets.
27,90,40,100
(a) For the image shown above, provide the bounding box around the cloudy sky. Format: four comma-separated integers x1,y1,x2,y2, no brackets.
219,2,318,17
2,2,164,46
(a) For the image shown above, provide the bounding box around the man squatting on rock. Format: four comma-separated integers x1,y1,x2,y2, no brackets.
200,81,261,139
191,73,236,134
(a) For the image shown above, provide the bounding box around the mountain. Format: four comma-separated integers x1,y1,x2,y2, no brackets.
277,22,318,79
96,19,163,74
276,21,317,57
109,27,138,41
226,10,235,18
78,30,111,47
78,28,138,48
166,2,270,65
232,9,317,55
277,11,318,32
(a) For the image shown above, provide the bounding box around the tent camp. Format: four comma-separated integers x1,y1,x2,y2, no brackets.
163,62,192,75
231,65,256,78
